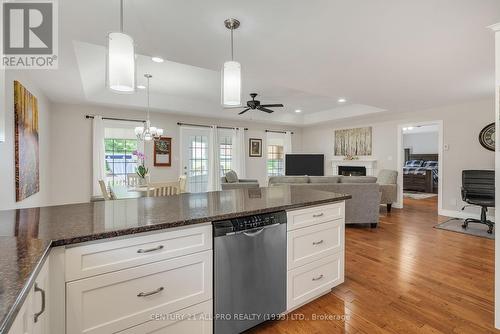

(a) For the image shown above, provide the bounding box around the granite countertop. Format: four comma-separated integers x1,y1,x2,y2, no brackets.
0,186,350,333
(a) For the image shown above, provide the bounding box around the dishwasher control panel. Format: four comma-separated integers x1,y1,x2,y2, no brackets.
213,211,286,236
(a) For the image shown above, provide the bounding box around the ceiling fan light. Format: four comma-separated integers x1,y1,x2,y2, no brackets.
106,32,136,93
222,60,241,106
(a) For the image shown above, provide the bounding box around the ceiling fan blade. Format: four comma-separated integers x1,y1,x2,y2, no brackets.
260,104,283,108
258,107,275,113
238,108,251,115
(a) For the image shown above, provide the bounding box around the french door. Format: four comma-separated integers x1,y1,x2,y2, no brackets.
181,128,210,193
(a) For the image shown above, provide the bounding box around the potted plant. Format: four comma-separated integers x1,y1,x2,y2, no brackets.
133,150,149,185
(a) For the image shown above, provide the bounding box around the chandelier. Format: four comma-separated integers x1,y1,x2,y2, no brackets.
135,74,164,141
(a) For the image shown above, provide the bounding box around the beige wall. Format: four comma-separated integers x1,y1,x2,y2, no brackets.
301,99,495,215
48,103,302,206
0,71,53,210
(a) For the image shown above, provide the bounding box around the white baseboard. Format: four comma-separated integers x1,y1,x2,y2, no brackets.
438,209,495,222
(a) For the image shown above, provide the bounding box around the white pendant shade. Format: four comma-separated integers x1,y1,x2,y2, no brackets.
222,60,241,106
107,32,136,93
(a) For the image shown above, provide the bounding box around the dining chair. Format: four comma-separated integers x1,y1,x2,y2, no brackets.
127,173,140,186
147,183,180,197
98,180,115,200
179,175,187,193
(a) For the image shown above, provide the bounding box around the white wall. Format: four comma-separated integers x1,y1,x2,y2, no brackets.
0,71,53,210
48,103,302,205
301,99,495,215
403,132,439,155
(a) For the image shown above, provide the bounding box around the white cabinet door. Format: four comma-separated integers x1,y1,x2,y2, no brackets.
287,202,344,231
8,259,50,334
7,292,33,334
117,300,212,334
287,219,344,270
32,259,50,334
66,251,212,334
287,252,344,310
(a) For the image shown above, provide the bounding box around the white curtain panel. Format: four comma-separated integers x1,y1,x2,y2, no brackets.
92,115,106,196
284,131,293,154
231,128,247,178
208,126,221,191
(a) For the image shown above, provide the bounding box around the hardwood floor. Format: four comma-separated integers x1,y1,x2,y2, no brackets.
250,197,497,334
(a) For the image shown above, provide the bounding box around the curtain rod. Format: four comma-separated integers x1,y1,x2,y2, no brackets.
85,115,145,123
265,129,294,135
177,122,248,130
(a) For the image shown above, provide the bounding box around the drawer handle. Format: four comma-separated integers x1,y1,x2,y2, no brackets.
312,274,324,281
312,213,324,218
137,245,164,253
34,283,46,323
312,240,324,246
137,286,164,297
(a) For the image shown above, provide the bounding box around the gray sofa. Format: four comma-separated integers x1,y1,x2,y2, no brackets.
268,176,381,227
221,170,259,190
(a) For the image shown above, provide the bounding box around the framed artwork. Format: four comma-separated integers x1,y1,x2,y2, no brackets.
334,126,372,156
154,137,172,166
479,122,495,151
249,138,262,157
14,81,40,201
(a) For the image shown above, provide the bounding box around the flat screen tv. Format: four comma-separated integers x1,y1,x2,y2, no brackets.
285,154,324,176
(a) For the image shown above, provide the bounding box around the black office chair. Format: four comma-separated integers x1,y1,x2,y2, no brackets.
461,170,495,234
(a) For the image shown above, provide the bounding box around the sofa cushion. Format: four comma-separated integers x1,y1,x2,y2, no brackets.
225,170,239,183
340,176,377,183
309,176,341,184
268,176,310,185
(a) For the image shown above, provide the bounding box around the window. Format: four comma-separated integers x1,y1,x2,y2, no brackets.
219,135,232,176
104,139,138,185
188,135,209,193
267,145,284,176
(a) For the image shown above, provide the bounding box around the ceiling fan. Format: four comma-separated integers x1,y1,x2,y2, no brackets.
238,93,284,115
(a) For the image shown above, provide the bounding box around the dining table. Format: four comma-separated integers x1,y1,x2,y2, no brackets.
109,184,152,199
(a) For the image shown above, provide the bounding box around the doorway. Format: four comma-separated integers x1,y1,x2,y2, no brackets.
396,121,443,211
180,127,210,193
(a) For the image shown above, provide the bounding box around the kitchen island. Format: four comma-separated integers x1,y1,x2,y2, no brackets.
0,186,350,334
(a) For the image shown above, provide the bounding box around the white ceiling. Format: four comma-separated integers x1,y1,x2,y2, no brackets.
22,0,500,126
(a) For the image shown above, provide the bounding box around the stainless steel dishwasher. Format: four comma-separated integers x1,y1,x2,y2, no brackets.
213,211,287,334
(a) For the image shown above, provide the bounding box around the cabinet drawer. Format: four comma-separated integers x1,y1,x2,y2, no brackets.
65,224,212,281
287,253,344,311
66,251,212,334
287,220,344,270
117,300,212,334
287,203,344,231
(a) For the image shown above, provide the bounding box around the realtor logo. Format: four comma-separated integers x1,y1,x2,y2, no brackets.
1,0,58,69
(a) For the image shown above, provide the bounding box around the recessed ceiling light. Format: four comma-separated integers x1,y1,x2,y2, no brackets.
137,85,146,90
151,56,164,63
337,98,347,103
295,109,302,113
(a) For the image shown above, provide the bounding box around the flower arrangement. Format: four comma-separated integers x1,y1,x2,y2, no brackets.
132,150,148,179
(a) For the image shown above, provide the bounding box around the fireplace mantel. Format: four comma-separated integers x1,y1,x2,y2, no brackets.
331,158,378,176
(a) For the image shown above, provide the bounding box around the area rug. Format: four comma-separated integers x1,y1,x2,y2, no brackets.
403,192,437,200
434,218,494,239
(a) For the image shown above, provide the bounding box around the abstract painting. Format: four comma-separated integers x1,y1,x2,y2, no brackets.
334,127,372,156
14,81,39,201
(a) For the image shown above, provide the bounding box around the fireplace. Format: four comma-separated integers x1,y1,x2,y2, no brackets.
338,166,366,176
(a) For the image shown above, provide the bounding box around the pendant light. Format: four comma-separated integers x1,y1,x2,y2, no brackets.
221,18,242,107
106,0,136,93
135,74,164,141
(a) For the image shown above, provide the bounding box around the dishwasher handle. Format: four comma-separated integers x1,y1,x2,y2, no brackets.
237,223,282,237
